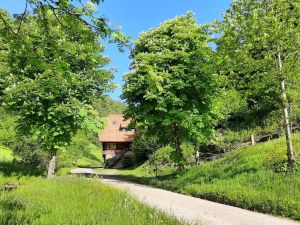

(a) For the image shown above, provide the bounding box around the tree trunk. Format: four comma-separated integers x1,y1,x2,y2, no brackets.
172,123,182,157
251,134,256,146
47,150,56,178
278,51,294,169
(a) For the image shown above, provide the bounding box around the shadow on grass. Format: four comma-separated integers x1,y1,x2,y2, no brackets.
0,160,43,177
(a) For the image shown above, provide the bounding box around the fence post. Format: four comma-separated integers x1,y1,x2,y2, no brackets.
251,134,256,146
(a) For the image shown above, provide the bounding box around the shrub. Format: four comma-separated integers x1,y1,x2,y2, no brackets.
12,136,48,171
148,143,196,176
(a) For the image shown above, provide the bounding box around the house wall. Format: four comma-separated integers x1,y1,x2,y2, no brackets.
102,142,131,160
103,142,131,151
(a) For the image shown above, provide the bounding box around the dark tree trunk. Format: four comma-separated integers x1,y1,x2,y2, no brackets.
172,123,182,157
278,51,294,169
47,149,56,178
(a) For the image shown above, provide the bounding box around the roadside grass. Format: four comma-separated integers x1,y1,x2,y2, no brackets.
0,146,183,225
104,135,300,220
0,176,183,225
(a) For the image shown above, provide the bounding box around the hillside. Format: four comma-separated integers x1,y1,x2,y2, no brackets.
110,135,300,220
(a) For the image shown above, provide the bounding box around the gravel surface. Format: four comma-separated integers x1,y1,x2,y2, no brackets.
71,168,300,225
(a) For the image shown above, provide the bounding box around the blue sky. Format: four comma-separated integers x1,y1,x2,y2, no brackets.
0,0,232,101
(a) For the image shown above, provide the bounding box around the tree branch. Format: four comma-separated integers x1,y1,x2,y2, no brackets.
0,12,14,35
16,0,29,36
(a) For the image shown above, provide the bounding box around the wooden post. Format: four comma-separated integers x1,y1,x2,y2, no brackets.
251,134,255,146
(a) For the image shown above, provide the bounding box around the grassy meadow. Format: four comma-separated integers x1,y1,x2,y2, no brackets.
0,147,183,225
0,177,182,225
103,135,300,220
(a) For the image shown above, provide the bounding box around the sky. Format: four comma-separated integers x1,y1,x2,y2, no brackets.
0,0,232,101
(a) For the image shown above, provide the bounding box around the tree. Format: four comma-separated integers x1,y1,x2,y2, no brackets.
93,97,127,117
0,7,112,177
0,0,129,50
122,13,217,162
216,0,300,168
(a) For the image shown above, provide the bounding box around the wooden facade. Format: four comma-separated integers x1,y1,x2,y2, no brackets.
99,115,135,160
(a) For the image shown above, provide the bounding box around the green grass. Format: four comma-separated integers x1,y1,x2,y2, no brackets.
0,146,182,225
57,148,103,175
0,176,182,225
76,147,103,167
106,135,300,220
0,146,42,191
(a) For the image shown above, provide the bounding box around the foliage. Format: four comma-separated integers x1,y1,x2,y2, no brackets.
215,0,300,133
0,0,130,51
0,146,43,178
0,8,112,176
93,96,127,117
0,176,182,225
148,145,173,174
131,133,165,163
147,143,196,176
0,146,13,163
12,136,49,170
117,135,300,220
123,13,218,156
0,108,17,148
57,130,103,169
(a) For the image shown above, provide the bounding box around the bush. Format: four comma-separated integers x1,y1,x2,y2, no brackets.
0,108,17,148
131,134,163,164
148,143,196,176
12,136,48,171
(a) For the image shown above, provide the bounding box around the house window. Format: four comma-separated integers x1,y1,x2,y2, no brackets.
112,121,117,125
106,143,117,150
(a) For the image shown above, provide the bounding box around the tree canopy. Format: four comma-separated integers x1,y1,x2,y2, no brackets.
122,13,217,159
0,6,113,176
215,0,300,167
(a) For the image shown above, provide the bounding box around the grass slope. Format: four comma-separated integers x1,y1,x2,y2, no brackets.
111,135,300,220
0,177,182,225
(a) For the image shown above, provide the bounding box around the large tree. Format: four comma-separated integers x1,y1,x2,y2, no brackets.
216,0,300,168
122,13,217,161
0,6,113,177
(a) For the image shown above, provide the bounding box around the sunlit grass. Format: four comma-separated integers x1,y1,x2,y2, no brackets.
0,176,183,225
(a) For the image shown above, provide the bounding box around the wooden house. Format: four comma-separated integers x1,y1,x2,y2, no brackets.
99,115,135,160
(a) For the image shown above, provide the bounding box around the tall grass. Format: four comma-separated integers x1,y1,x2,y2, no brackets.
0,176,182,225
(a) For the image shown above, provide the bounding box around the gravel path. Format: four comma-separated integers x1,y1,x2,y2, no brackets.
71,168,300,225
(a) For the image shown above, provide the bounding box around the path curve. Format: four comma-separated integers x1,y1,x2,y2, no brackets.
71,168,300,225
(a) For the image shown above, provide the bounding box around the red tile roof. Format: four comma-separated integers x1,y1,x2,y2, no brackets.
99,115,135,143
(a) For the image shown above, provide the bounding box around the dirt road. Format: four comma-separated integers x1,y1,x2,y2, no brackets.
71,168,300,225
